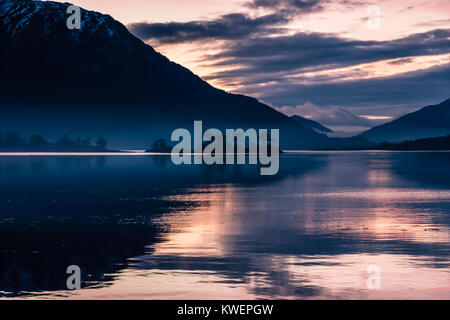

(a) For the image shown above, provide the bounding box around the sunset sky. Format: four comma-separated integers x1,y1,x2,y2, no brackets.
48,0,450,133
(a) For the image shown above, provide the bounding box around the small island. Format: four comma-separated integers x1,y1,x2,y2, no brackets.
145,138,284,154
145,138,173,153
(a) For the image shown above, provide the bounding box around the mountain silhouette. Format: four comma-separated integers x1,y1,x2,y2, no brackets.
290,115,333,134
360,99,450,143
0,0,332,149
378,135,450,150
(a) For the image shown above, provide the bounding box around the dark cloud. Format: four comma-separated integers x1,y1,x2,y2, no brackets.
126,2,449,124
128,0,342,44
204,29,450,77
388,58,413,65
128,12,289,44
247,0,368,12
262,64,450,111
197,28,450,113
247,0,324,12
415,18,450,28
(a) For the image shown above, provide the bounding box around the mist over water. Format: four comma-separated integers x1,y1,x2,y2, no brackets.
0,152,449,299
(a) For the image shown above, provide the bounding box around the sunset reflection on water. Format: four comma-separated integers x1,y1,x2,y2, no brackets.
1,152,449,299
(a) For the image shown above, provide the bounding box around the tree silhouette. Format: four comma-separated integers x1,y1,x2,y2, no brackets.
0,132,112,151
82,137,91,147
29,134,47,146
57,134,74,147
95,137,107,149
152,138,167,151
4,131,24,147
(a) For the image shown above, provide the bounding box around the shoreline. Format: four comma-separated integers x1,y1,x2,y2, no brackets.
0,149,449,156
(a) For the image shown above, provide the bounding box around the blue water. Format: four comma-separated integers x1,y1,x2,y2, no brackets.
0,152,449,299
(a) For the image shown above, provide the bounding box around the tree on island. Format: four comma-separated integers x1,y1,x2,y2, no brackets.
81,137,91,147
56,133,74,147
146,138,171,152
0,131,110,151
153,138,167,151
29,134,47,146
95,137,107,150
3,131,25,147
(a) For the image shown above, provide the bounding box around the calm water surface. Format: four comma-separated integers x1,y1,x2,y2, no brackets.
0,152,449,299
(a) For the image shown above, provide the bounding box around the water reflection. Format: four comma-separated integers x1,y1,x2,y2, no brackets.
0,152,449,299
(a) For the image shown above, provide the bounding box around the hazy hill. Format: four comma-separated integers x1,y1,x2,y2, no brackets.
290,116,333,134
360,99,450,143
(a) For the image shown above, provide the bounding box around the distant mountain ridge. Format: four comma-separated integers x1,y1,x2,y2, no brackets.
290,116,333,134
0,0,333,149
360,99,450,143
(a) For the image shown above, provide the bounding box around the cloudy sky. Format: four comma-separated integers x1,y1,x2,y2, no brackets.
50,0,450,133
